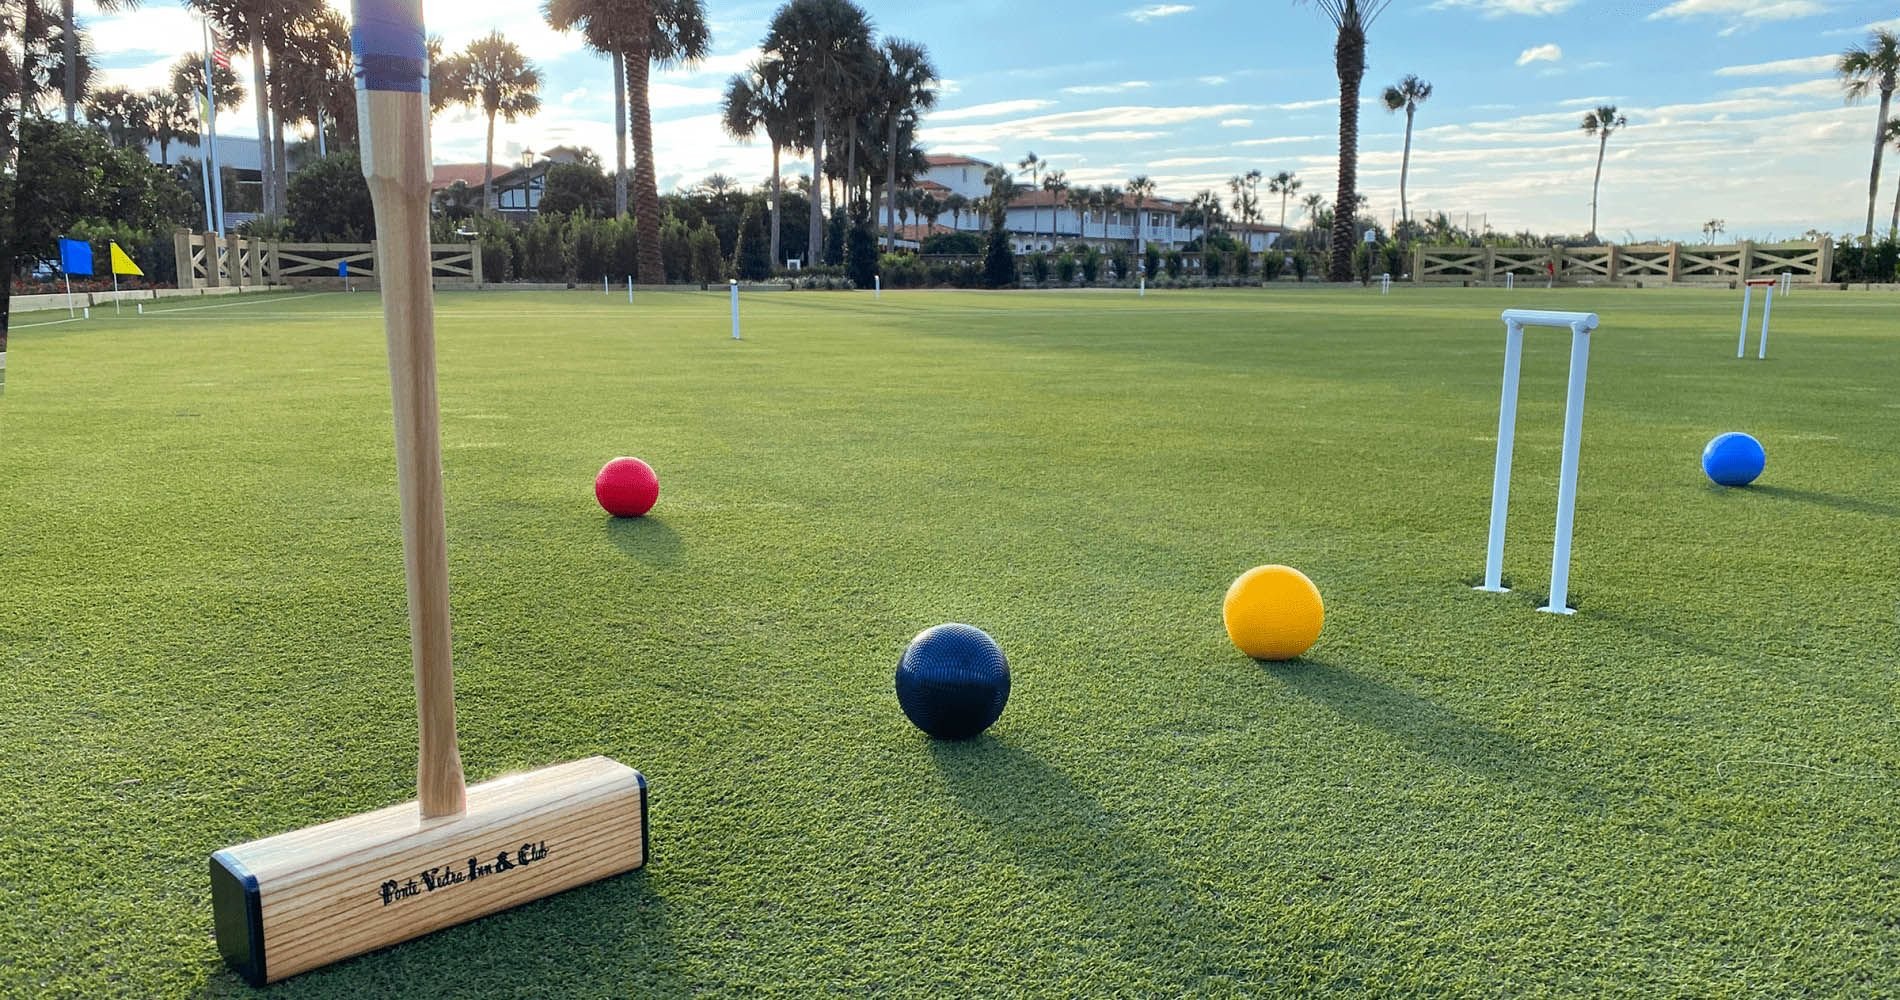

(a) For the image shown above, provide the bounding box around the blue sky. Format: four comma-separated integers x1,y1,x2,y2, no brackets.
81,0,1900,241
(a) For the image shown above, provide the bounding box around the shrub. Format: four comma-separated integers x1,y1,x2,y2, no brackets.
1144,242,1162,280
735,208,772,281
1029,251,1050,285
825,213,846,266
1056,253,1077,284
1234,249,1254,278
1109,250,1131,283
661,217,691,283
481,239,514,283
982,225,1018,288
689,222,725,284
845,221,878,288
568,217,607,283
518,212,568,281
1165,250,1184,279
921,231,982,255
1204,250,1224,278
608,218,639,282
1080,247,1100,283
287,150,373,242
1293,253,1310,282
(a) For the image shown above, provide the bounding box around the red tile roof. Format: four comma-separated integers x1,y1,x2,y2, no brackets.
431,163,507,191
923,154,992,168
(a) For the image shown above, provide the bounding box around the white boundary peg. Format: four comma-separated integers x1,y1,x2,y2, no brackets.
1738,278,1775,359
1779,271,1792,296
1380,273,1392,294
1479,308,1600,615
627,276,634,305
730,279,741,340
1505,272,1516,290
874,274,881,299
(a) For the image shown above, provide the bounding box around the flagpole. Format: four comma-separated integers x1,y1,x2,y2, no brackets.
65,274,74,318
113,269,121,315
198,21,216,234
202,17,225,235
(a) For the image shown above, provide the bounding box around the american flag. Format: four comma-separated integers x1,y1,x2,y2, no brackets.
211,33,232,70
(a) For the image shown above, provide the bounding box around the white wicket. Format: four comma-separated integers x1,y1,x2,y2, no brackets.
1380,273,1392,294
730,279,741,340
1738,280,1775,359
1480,308,1600,616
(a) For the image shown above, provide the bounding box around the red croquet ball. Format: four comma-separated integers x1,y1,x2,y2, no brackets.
595,457,659,517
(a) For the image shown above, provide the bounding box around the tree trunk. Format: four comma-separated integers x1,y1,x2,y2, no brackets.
1400,105,1415,228
613,51,628,218
770,142,782,267
271,87,288,215
1866,87,1893,241
1329,32,1363,282
809,107,826,266
1889,154,1899,237
627,45,665,284
61,0,76,122
1590,131,1608,238
844,117,858,222
885,114,899,250
483,110,496,215
250,22,272,217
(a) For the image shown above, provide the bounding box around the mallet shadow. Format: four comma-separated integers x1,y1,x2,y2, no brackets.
1268,657,1604,809
195,870,682,998
604,516,684,566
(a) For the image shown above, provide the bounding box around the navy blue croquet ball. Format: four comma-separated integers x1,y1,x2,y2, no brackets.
1702,432,1765,487
895,623,1010,740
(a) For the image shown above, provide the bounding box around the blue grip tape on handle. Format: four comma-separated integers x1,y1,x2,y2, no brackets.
352,0,427,94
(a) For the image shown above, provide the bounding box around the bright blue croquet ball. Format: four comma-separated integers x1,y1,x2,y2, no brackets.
1702,432,1766,487
895,623,1010,740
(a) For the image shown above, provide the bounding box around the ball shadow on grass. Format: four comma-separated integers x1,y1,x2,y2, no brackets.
925,737,1259,983
1743,484,1900,519
604,516,684,566
1266,657,1604,810
195,870,684,999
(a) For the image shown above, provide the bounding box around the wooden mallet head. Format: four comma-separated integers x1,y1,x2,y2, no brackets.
209,2,646,984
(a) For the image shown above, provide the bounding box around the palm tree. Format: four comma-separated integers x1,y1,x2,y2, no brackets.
943,192,969,231
192,0,322,217
1269,171,1301,231
1127,174,1155,252
1839,29,1900,241
170,53,244,114
1887,117,1900,236
724,60,797,267
83,86,146,147
880,39,937,251
766,0,876,267
984,163,1018,230
918,192,943,233
1382,74,1431,231
1042,170,1069,239
1018,150,1043,246
445,32,543,215
543,0,629,217
272,8,352,156
1096,184,1123,243
1701,219,1725,244
1192,189,1224,248
61,0,139,122
1228,170,1262,250
1067,184,1093,246
1580,104,1628,239
1297,0,1392,280
141,87,199,164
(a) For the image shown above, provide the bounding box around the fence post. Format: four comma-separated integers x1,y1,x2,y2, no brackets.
1483,246,1496,285
469,238,483,289
268,240,282,285
174,228,194,289
227,231,243,288
1667,242,1681,284
1413,245,1424,283
1737,240,1754,283
203,231,222,288
1551,245,1566,283
1606,243,1620,282
1817,237,1833,285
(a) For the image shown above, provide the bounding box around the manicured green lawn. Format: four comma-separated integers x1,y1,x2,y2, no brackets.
2,285,1895,998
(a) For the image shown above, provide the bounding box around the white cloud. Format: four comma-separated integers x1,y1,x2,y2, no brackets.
1219,118,1253,128
929,100,1058,123
1125,4,1195,22
1199,75,1229,86
1714,55,1838,76
1234,135,1328,147
1274,98,1338,111
1430,0,1580,15
1062,81,1152,95
1648,0,1825,36
1517,44,1564,66
920,103,1253,149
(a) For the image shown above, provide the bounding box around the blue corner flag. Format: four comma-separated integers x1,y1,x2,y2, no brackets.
58,238,94,277
338,259,349,278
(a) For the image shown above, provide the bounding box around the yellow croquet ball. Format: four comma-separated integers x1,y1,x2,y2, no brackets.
1222,565,1324,661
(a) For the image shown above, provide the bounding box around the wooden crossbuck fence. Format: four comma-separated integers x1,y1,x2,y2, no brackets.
1411,240,1832,286
173,230,483,290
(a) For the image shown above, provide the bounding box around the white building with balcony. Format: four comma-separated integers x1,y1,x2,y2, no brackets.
913,153,1283,254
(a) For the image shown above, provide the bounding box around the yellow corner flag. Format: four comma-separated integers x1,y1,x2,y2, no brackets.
109,242,144,277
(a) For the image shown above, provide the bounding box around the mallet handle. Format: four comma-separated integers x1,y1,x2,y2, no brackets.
355,1,465,818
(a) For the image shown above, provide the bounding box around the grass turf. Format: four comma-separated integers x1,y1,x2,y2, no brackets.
1,286,1896,998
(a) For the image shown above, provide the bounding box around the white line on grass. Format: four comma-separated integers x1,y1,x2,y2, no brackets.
139,292,330,315
9,317,86,329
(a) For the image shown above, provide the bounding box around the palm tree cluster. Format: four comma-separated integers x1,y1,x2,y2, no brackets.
1839,28,1900,242
737,0,938,267
544,0,710,284
188,0,351,220
1297,0,1392,281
